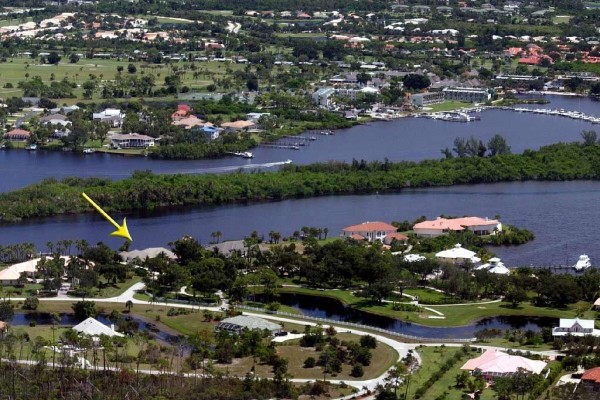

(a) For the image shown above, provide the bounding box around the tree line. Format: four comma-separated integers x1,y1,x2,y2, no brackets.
0,141,600,222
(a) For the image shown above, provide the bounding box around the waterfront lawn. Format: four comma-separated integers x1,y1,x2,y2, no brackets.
278,286,434,322
243,300,302,315
426,301,597,327
423,101,473,113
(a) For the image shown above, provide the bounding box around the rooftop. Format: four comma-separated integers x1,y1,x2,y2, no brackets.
342,221,397,232
217,315,281,332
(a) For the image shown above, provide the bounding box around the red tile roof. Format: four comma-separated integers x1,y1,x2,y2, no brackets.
386,232,409,241
583,367,600,384
4,128,31,137
350,233,366,240
342,221,397,232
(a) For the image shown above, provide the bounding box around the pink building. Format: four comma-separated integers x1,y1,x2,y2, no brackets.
413,216,501,237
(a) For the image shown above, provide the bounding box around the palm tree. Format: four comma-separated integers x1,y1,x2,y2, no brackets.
125,300,133,313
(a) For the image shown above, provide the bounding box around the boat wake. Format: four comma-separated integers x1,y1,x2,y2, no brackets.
173,160,293,175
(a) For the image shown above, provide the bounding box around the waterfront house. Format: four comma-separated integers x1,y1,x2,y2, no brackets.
220,120,255,132
552,318,600,337
194,125,220,140
435,244,481,264
461,349,547,378
341,221,397,242
172,115,208,130
413,216,502,237
93,108,124,127
3,128,31,141
110,133,155,149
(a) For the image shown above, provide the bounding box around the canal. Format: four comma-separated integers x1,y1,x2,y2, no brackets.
255,292,556,339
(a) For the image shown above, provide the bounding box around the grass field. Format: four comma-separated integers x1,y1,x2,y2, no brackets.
423,101,474,113
0,57,246,102
213,332,397,381
404,346,496,400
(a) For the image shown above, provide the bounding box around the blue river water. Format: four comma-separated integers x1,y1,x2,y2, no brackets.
0,95,598,267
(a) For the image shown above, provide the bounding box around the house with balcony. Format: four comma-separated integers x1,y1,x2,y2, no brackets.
341,221,397,242
110,133,155,149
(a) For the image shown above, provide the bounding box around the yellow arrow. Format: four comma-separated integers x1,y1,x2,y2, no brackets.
81,192,133,241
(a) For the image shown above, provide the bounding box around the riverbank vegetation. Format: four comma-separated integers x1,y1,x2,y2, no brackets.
1,141,600,222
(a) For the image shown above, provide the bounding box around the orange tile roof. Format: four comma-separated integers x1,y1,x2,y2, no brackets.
350,233,366,240
342,221,397,232
386,232,409,241
414,217,499,232
583,367,600,383
4,128,31,137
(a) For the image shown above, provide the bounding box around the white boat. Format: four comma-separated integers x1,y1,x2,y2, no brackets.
573,255,591,271
82,148,95,154
25,144,37,151
230,151,254,158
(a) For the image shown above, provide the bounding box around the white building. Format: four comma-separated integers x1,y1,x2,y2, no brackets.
312,87,336,107
110,133,155,149
435,244,481,264
93,108,124,127
341,221,398,242
553,318,600,337
73,317,124,338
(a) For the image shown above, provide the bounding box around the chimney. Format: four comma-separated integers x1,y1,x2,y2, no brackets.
111,324,115,332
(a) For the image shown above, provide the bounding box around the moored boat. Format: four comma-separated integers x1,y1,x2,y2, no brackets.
573,255,591,271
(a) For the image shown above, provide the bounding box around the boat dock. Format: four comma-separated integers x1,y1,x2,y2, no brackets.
503,107,600,123
282,135,316,141
258,144,301,150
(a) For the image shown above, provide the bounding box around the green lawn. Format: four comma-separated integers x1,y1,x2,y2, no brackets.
422,101,474,113
243,300,302,315
279,286,595,328
404,346,495,400
0,56,247,102
552,15,572,24
404,288,463,304
426,301,596,327
213,332,397,381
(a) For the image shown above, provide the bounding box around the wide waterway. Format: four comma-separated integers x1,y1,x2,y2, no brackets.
0,95,598,192
1,180,598,267
1,95,599,267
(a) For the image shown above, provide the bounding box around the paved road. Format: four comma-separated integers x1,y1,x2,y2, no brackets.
10,281,558,399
